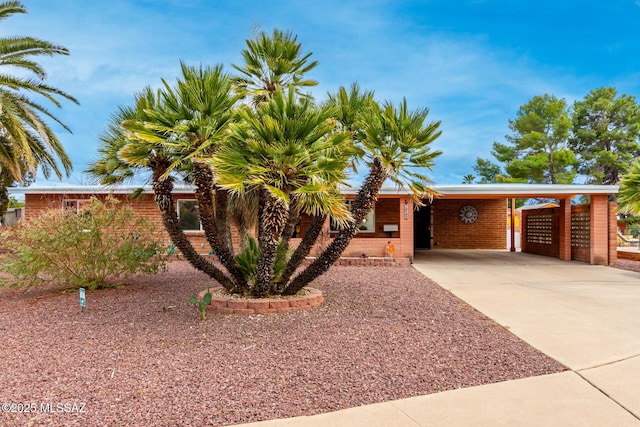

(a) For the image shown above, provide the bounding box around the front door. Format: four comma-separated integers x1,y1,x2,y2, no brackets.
414,205,431,249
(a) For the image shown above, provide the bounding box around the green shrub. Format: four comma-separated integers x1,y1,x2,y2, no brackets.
0,196,166,290
626,223,640,238
234,236,290,293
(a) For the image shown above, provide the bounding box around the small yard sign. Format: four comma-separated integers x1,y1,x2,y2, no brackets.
79,288,86,312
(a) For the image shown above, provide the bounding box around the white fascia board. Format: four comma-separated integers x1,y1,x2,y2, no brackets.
9,184,197,195
11,183,619,197
433,184,618,196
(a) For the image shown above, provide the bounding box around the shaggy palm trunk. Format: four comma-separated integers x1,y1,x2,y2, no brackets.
151,169,235,291
280,203,301,244
284,158,387,295
278,214,326,291
255,186,288,297
192,163,247,292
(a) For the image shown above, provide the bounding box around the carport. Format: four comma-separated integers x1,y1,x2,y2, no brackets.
414,184,619,265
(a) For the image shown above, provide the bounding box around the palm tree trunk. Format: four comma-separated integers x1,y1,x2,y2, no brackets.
192,163,248,292
283,158,387,295
277,213,326,290
280,202,301,244
255,186,287,296
152,169,236,291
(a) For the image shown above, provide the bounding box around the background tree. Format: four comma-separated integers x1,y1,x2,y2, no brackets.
489,94,577,184
472,157,504,183
570,87,640,185
462,174,476,184
0,1,78,219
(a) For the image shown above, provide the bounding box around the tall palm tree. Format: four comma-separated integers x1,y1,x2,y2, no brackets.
210,88,352,296
232,28,318,106
0,1,78,217
285,97,442,294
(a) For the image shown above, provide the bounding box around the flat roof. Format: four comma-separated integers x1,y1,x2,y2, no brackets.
10,183,619,198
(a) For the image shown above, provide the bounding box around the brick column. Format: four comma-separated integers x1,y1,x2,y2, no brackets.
590,195,609,265
399,198,414,260
510,198,516,252
558,198,572,261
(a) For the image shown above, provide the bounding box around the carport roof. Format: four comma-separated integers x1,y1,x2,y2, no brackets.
12,183,618,199
426,184,618,199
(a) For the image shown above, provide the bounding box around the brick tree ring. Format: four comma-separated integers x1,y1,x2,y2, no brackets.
196,287,324,315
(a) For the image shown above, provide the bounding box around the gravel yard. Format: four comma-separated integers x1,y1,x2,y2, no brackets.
0,262,568,426
614,257,640,273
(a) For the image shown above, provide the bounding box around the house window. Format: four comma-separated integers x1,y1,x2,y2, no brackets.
177,200,202,231
330,199,375,233
63,199,91,214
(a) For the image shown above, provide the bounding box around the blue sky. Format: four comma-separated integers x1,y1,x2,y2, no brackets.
4,0,640,186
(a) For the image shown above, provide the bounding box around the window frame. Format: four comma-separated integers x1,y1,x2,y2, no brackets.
62,199,91,214
176,199,203,232
330,199,376,233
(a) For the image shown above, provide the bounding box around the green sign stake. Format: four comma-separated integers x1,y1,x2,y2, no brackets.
79,288,86,312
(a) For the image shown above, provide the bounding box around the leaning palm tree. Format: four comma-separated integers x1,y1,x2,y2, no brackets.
87,86,237,290
0,0,78,217
232,28,318,106
124,62,248,290
285,96,442,294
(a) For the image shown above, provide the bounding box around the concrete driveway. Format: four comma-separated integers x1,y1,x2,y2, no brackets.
413,250,640,420
240,250,640,426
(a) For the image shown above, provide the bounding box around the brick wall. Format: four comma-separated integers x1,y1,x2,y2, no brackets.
590,195,610,265
25,192,413,259
329,197,400,239
24,193,224,254
432,199,507,249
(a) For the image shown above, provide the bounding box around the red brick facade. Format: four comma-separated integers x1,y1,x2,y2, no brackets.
431,199,507,249
22,187,619,264
520,199,617,265
24,192,413,258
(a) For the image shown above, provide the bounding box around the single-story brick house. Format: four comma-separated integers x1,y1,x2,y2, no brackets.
12,183,619,265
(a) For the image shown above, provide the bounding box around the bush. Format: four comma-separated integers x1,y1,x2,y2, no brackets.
0,196,166,290
626,223,640,238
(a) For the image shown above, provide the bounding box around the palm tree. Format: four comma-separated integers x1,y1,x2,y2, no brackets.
86,86,237,291
90,30,443,299
285,97,442,294
210,88,352,296
124,62,247,290
618,159,640,214
462,174,476,184
0,1,78,217
232,28,318,106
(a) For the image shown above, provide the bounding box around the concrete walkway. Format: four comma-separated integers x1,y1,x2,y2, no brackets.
239,250,640,426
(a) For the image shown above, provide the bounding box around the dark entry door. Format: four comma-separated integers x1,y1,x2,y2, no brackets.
414,205,431,249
